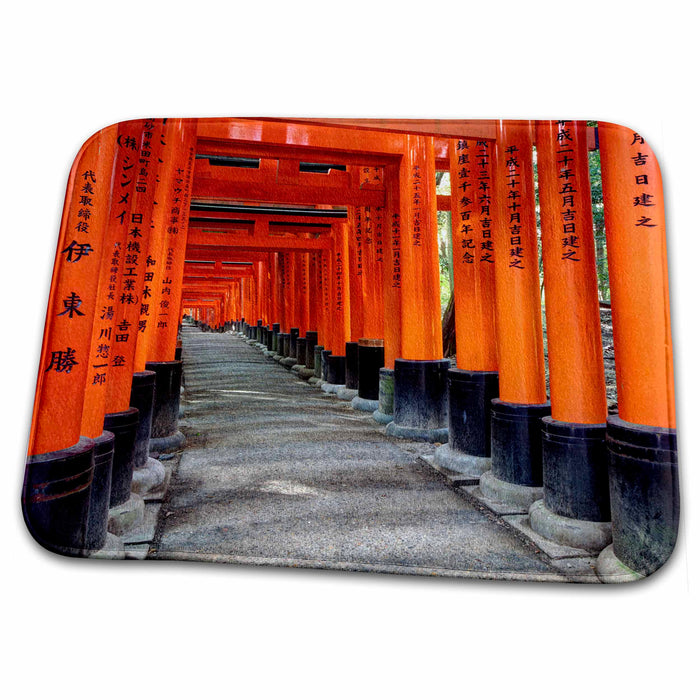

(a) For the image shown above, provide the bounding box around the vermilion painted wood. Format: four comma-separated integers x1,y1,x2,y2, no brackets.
29,126,118,454
133,119,185,369
537,120,607,424
299,253,311,335
256,118,498,143
398,134,443,361
599,122,675,429
308,252,320,334
347,205,365,342
148,119,197,362
78,125,121,439
360,205,385,340
449,138,498,372
329,221,351,355
380,163,402,369
103,120,165,414
493,121,547,405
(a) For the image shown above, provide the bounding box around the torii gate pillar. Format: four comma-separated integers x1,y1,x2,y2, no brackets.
386,134,449,442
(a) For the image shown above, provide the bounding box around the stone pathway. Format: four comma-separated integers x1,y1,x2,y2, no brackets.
151,325,573,581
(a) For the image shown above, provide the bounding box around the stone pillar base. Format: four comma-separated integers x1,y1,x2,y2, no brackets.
386,422,448,443
528,499,612,553
131,457,166,498
595,544,644,584
149,430,185,454
434,443,491,479
107,493,145,536
321,382,344,394
336,387,359,401
351,396,379,412
373,409,393,424
479,469,543,511
88,532,126,560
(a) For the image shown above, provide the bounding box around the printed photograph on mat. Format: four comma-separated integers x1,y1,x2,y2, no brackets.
22,118,679,583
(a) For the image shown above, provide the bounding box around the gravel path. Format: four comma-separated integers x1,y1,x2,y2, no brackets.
150,325,569,581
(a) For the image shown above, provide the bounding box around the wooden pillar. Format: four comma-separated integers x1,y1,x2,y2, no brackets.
599,123,674,429
596,121,678,577
134,119,196,366
29,125,117,454
480,120,550,507
398,134,443,360
449,138,498,373
29,127,116,453
330,221,351,356
103,119,164,414
527,120,611,548
381,164,402,369
348,205,365,342
434,138,499,475
387,135,449,441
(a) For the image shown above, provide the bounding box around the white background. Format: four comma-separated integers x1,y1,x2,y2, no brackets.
2,2,697,697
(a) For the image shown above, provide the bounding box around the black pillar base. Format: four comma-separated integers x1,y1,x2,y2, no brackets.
526,417,612,552
85,430,115,552
490,399,551,486
386,359,449,442
357,343,384,401
434,369,499,477
289,327,299,359
325,355,346,386
542,417,609,521
293,338,307,367
145,360,185,454
605,415,679,577
373,368,394,424
277,333,289,359
23,436,95,556
321,349,332,381
448,369,499,457
344,342,359,390
103,407,140,508
130,371,157,470
130,371,165,497
305,331,318,369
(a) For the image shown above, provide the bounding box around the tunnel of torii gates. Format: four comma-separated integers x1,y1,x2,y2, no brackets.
24,117,678,579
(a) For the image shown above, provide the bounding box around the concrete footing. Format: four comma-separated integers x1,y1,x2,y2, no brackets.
373,409,393,424
88,532,127,560
528,499,612,553
479,469,543,512
336,387,359,401
131,456,166,498
107,492,145,536
149,430,185,454
595,544,644,583
321,382,344,394
351,395,379,412
434,443,491,479
386,421,448,443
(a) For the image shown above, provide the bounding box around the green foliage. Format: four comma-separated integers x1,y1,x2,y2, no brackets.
588,146,609,301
